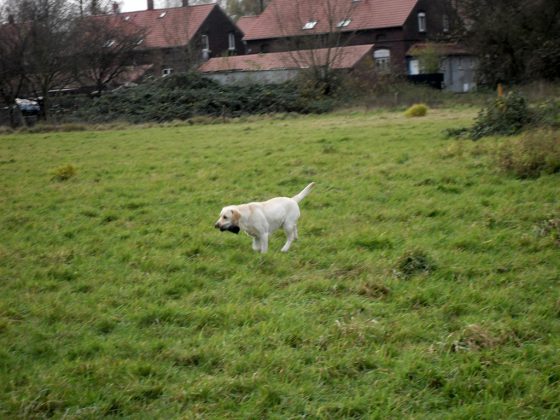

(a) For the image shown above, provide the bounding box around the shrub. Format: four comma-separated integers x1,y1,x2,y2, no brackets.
404,103,428,118
470,91,531,140
393,248,436,279
58,73,335,124
496,129,560,178
51,164,77,181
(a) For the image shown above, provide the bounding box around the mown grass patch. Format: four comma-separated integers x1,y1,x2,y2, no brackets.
1,108,559,417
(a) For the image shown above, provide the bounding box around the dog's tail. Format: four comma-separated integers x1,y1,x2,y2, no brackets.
292,182,315,203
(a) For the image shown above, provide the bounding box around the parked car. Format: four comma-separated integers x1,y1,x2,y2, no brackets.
15,98,41,116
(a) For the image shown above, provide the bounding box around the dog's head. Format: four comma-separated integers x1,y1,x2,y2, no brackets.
214,206,241,234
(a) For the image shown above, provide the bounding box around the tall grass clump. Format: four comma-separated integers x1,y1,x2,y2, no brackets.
532,99,560,128
51,164,77,181
393,248,436,279
404,103,428,118
496,129,560,178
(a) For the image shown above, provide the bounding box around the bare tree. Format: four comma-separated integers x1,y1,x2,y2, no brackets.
70,14,147,94
0,17,30,125
269,0,358,94
73,0,113,17
2,0,79,120
226,0,267,18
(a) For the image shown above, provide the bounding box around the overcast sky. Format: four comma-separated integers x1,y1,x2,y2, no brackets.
119,1,182,12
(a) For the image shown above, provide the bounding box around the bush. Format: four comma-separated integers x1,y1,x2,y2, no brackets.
59,72,335,124
445,91,560,141
496,129,560,178
404,103,428,118
470,92,531,140
51,164,77,181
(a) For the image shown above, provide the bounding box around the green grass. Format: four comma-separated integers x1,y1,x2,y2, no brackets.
1,108,559,418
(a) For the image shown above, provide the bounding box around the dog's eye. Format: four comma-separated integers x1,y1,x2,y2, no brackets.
223,215,228,220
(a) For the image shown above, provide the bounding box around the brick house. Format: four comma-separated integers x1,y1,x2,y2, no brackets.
101,0,244,80
241,0,458,75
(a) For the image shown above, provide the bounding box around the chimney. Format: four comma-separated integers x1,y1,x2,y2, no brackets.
112,2,120,14
147,0,154,10
182,0,189,6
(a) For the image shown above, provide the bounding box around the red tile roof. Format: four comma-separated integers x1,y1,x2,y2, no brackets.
95,5,216,49
236,15,259,35
199,44,374,72
243,0,418,41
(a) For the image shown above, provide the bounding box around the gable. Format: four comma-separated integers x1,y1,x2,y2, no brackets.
95,4,216,49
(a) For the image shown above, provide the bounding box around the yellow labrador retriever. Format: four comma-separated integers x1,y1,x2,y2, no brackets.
214,182,315,253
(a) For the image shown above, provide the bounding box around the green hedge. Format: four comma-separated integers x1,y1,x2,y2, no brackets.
60,73,334,124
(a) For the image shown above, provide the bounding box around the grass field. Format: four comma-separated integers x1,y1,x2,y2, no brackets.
1,108,559,418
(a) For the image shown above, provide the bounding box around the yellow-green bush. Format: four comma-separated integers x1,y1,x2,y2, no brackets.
51,164,77,181
404,103,428,118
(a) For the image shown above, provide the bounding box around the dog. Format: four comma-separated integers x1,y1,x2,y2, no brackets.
214,182,315,253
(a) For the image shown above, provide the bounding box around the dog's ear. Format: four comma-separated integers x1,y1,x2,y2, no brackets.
231,208,241,224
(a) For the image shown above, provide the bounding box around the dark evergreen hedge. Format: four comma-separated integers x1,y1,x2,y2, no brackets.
60,72,334,124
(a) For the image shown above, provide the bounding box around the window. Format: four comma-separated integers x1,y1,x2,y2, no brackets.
374,49,391,73
418,12,426,32
201,34,209,51
336,18,351,28
408,58,420,75
162,68,173,77
228,32,235,51
442,14,450,32
302,20,317,30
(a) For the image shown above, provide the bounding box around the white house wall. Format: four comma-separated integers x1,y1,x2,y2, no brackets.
204,69,301,84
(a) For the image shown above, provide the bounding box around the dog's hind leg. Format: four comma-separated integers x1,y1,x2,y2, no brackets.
281,223,297,252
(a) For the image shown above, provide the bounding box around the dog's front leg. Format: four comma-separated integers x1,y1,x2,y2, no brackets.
259,233,269,253
252,237,261,252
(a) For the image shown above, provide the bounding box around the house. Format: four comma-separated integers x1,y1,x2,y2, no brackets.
199,44,374,84
242,0,456,73
232,0,476,90
407,43,478,92
98,0,245,80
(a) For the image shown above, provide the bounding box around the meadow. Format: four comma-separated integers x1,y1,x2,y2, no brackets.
1,108,559,418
